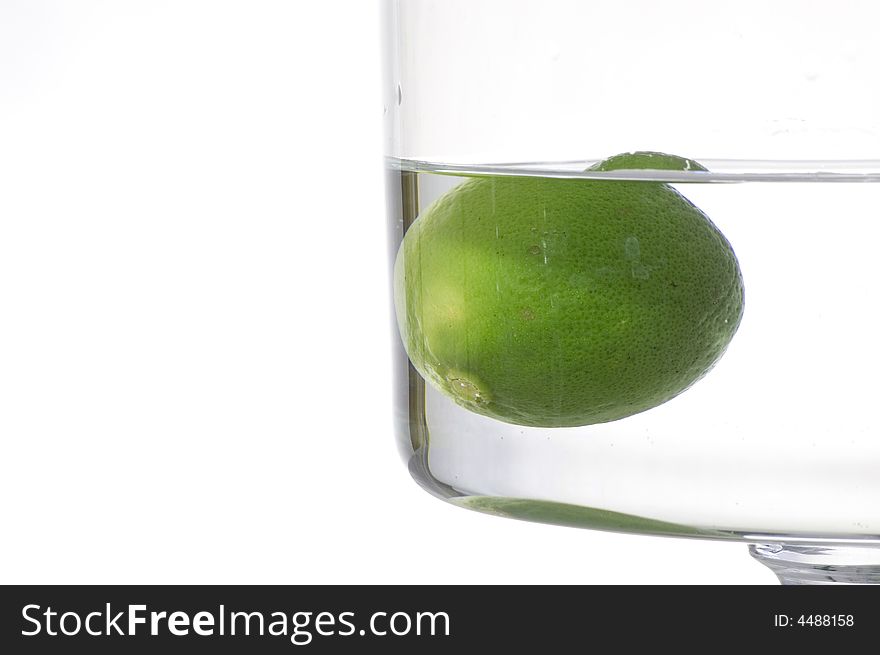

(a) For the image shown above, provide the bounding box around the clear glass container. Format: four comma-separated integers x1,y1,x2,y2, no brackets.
382,0,880,584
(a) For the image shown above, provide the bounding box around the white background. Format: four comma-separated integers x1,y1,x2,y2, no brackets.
0,1,773,584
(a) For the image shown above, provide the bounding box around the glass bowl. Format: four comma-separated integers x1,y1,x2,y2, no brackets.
382,0,880,584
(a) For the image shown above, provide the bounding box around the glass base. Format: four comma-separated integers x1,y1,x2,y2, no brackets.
750,544,880,585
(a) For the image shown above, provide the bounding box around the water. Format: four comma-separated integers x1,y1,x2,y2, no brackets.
387,158,880,542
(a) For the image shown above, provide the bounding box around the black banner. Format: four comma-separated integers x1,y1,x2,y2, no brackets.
0,585,875,652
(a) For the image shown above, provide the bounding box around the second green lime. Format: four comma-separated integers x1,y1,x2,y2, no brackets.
394,153,744,428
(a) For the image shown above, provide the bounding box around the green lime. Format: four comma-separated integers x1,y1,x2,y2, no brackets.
588,150,708,172
394,152,743,428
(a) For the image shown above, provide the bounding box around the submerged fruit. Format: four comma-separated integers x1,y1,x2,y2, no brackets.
394,152,744,428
